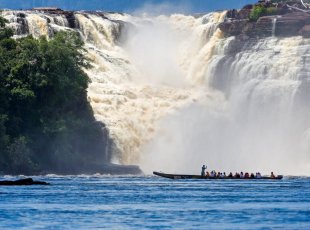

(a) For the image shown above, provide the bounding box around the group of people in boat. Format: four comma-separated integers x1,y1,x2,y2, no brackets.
201,165,277,178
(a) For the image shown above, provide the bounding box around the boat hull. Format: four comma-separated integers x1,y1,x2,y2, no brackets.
153,171,283,180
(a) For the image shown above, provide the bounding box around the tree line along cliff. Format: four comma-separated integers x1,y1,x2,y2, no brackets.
0,16,111,175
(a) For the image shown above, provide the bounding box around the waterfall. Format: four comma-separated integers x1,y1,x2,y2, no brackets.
272,17,277,37
2,10,310,175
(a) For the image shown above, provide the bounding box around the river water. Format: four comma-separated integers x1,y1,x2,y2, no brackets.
0,175,309,229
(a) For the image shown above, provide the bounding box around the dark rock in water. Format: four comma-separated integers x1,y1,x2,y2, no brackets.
64,11,76,29
0,178,49,186
16,12,26,18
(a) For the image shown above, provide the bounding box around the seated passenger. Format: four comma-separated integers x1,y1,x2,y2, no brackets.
245,172,249,178
234,172,240,178
217,172,221,178
250,173,255,178
256,172,262,179
271,172,276,178
223,172,226,177
228,172,233,178
240,172,244,178
206,171,210,177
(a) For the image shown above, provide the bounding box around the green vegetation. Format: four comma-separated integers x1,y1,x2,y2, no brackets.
249,5,279,21
266,7,278,15
249,5,267,21
0,17,109,175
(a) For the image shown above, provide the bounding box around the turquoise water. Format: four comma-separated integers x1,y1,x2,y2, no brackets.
0,175,309,229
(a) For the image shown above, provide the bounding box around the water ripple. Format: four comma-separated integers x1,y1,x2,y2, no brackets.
0,176,309,229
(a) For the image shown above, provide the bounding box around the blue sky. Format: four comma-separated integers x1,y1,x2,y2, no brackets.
0,0,258,13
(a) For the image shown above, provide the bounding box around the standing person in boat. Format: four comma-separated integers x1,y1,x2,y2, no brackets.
271,172,276,178
201,165,207,176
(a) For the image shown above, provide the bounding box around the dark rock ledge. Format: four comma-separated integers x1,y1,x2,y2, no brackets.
219,1,310,38
0,178,49,186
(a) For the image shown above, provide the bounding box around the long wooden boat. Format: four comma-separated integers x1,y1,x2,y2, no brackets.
153,171,283,180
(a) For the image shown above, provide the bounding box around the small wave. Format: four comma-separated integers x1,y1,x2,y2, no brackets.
283,175,310,180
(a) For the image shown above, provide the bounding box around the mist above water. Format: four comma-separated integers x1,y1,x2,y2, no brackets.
141,82,310,175
123,16,187,87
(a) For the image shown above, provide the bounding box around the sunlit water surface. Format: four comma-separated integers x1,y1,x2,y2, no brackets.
0,175,309,229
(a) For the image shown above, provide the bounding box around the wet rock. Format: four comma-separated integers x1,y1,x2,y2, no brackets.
220,11,310,39
0,178,49,186
16,17,29,35
16,12,26,18
254,16,274,37
299,25,310,38
219,20,255,37
64,11,76,29
275,12,310,37
226,9,252,20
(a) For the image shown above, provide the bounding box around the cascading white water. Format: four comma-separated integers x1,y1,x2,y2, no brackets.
2,9,310,175
142,36,310,175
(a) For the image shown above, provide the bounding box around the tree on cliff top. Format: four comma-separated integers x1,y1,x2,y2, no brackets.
0,16,108,174
249,3,279,21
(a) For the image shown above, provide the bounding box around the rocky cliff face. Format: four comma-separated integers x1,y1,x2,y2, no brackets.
220,2,310,38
